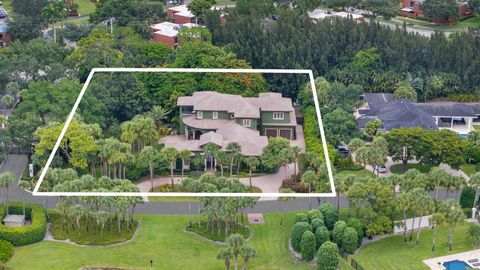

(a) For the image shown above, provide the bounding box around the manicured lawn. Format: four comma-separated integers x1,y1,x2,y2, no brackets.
186,221,250,242
353,224,473,270
337,168,374,178
390,163,433,174
457,14,480,28
50,216,138,245
75,0,97,15
1,0,12,11
6,213,321,270
460,163,476,176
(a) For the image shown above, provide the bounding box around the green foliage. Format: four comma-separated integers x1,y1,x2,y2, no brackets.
331,220,347,246
303,107,335,163
90,0,164,27
341,227,359,254
394,82,417,101
319,204,339,230
300,230,316,262
260,137,291,172
310,218,325,233
316,241,339,270
422,0,459,22
0,202,46,246
468,223,480,247
291,222,312,252
294,213,309,224
314,225,330,249
307,209,323,223
364,118,382,137
0,240,13,263
365,215,393,237
347,218,365,245
460,187,476,209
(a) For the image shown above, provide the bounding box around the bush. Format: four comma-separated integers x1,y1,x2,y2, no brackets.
317,241,339,270
307,209,323,223
301,230,316,261
365,215,393,237
334,153,355,169
331,221,347,246
319,204,339,230
347,218,365,245
341,227,359,254
447,93,480,102
281,176,309,193
311,218,325,233
460,186,476,209
315,226,330,249
0,240,13,262
291,222,312,252
294,213,309,224
0,202,47,246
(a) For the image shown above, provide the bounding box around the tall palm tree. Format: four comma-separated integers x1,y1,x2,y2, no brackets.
179,149,192,180
42,0,67,43
226,142,242,178
429,167,449,199
396,191,413,241
291,146,301,180
440,200,465,251
139,146,157,191
414,191,434,245
301,170,318,210
470,172,480,208
0,172,16,210
429,212,445,251
217,248,233,270
148,105,169,130
244,157,259,189
162,147,179,189
214,151,229,176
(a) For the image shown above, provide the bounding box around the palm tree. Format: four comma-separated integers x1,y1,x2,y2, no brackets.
470,172,480,208
226,234,245,270
148,105,169,130
348,138,364,163
240,245,257,270
226,142,242,178
217,248,233,270
279,188,294,225
18,180,31,215
301,170,318,210
139,146,157,191
69,204,84,237
291,146,302,180
214,151,229,176
179,149,192,180
333,175,345,211
429,167,449,199
429,213,445,251
396,191,413,241
414,191,434,245
42,0,67,43
96,210,108,239
279,147,295,179
0,172,16,210
244,157,260,189
440,200,465,251
203,142,220,171
162,147,179,189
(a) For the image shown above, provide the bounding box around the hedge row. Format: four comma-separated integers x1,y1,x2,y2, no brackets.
303,107,335,163
0,202,47,246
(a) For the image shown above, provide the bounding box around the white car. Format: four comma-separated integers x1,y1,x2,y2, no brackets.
378,166,387,174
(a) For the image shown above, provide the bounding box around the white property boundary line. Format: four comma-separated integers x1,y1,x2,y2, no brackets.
32,68,336,197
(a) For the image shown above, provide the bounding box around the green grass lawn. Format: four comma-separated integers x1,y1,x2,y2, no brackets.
75,0,96,15
460,163,476,176
6,212,325,270
50,216,138,245
457,14,480,28
1,0,12,11
390,163,433,174
353,224,473,270
337,168,374,178
186,221,250,242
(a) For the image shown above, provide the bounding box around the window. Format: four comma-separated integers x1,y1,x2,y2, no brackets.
197,111,203,119
230,113,234,119
273,112,285,120
243,119,252,127
212,111,218,119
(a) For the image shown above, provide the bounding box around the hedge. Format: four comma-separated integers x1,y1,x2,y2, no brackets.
294,213,309,224
0,240,13,262
307,209,323,223
315,226,330,249
311,218,325,233
303,107,335,163
319,204,339,230
0,202,47,246
300,230,316,262
341,227,359,254
291,222,312,252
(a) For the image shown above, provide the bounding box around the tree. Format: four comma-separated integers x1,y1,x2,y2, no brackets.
319,204,339,230
323,108,361,146
240,245,256,270
383,128,425,171
342,227,359,254
468,223,480,247
138,146,157,191
413,190,434,245
422,0,459,22
347,218,364,246
179,150,192,180
223,234,255,270
90,0,164,27
279,188,294,225
358,0,398,19
300,231,316,262
440,200,465,251
188,0,216,24
429,212,445,251
469,172,480,208
396,191,414,241
0,172,15,209
364,118,382,137
162,147,179,189
226,142,242,178
260,137,290,173
217,248,233,270
348,138,364,163
42,0,68,43
178,26,213,44
394,82,417,101
429,167,450,199
147,105,169,130
469,0,480,12
291,222,312,252
315,226,330,249
316,241,339,270
244,157,260,189
301,171,318,210
331,221,347,247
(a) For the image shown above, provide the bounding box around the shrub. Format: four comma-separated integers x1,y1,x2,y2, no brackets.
319,204,338,230
347,218,365,245
317,241,339,270
0,240,13,262
281,176,309,193
342,227,359,254
301,230,316,261
365,215,393,237
307,209,323,223
0,202,47,246
291,222,312,252
315,226,330,249
311,218,325,233
334,153,355,169
331,221,347,246
294,213,309,224
460,186,475,209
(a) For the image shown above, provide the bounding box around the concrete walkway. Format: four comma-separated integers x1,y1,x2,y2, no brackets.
136,163,297,201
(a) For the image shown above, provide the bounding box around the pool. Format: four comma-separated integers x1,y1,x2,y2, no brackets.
443,260,472,270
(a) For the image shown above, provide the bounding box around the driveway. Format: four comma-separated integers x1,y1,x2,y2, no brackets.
136,163,297,201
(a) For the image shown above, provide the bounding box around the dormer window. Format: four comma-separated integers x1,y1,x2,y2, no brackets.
273,112,284,120
197,111,203,119
243,119,251,127
230,113,234,119
213,111,218,119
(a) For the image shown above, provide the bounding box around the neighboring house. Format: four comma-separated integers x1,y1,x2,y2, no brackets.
167,5,196,24
151,21,199,48
160,91,303,170
308,9,365,22
400,0,472,21
357,93,480,136
0,6,11,48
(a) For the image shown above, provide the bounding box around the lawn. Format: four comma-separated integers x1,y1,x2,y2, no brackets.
186,221,250,242
460,163,476,176
390,163,433,174
7,212,342,270
337,168,374,178
353,224,473,270
74,0,97,15
0,0,12,11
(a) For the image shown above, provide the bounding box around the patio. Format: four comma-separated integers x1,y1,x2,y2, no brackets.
424,249,480,269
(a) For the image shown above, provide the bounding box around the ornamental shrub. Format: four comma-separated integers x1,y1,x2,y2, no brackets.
331,221,347,246
319,204,338,230
294,213,309,224
0,240,13,262
315,226,330,249
365,215,393,237
311,218,325,233
300,230,316,261
291,222,312,252
307,209,323,223
460,186,475,209
317,241,339,270
342,227,359,254
0,202,47,246
347,218,365,245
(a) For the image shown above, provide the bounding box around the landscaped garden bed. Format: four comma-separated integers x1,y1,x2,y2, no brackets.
185,221,251,243
0,202,46,246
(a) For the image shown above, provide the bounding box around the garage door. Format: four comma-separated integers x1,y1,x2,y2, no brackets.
279,129,291,140
265,129,277,138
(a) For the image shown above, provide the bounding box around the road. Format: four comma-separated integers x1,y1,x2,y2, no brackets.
0,155,462,215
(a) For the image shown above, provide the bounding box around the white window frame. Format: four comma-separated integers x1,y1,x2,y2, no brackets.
243,119,252,127
197,111,203,119
212,111,218,119
273,112,285,120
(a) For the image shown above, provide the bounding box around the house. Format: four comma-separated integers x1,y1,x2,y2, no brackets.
400,0,472,21
167,5,196,24
160,91,304,170
151,21,199,48
0,6,11,48
308,9,365,22
357,93,480,136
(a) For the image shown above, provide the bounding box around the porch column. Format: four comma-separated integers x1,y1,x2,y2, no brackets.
213,157,216,172
451,118,453,128
204,157,207,172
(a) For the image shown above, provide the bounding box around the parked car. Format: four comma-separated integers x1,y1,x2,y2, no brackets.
335,145,349,155
378,166,387,174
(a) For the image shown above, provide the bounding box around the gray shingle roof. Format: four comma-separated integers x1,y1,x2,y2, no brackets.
364,93,394,109
416,103,478,117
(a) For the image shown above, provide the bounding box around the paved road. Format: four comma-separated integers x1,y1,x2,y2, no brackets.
0,155,462,215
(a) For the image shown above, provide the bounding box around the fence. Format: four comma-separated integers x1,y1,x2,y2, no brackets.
350,258,365,270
